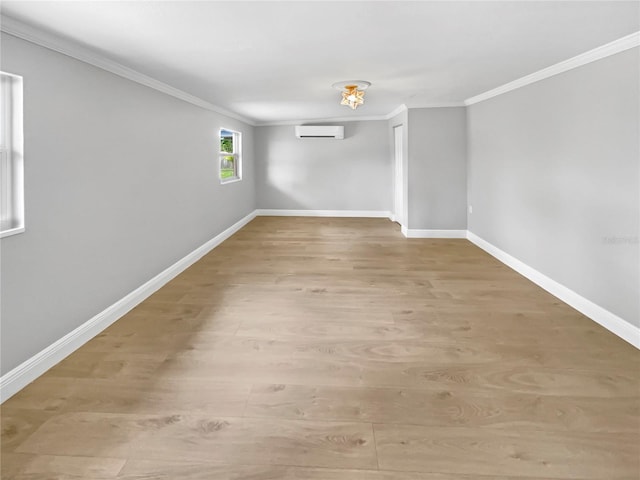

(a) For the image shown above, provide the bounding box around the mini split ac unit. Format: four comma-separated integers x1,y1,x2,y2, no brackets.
295,125,344,139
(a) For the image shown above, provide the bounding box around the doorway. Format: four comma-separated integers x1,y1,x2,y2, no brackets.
393,125,404,224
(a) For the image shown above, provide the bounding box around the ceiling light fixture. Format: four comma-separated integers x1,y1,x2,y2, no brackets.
332,80,371,110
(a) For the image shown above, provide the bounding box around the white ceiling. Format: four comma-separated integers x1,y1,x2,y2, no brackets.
1,1,638,124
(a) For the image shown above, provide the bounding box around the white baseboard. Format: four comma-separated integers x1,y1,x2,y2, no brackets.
467,231,640,349
403,228,467,239
256,209,392,218
4,216,636,403
0,210,257,403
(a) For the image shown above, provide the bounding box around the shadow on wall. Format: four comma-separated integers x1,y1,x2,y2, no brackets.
2,227,256,450
257,122,393,211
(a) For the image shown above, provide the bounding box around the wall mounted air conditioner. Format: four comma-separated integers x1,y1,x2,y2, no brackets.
295,125,344,139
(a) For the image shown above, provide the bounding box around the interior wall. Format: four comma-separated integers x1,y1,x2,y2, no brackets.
407,107,468,230
0,33,256,374
467,48,639,327
255,122,392,212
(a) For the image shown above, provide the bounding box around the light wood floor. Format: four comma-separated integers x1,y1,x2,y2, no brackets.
2,217,638,479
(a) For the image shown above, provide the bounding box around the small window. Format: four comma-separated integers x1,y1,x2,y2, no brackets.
219,128,241,183
0,71,24,238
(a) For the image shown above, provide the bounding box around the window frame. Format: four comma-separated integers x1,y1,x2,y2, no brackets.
0,71,24,238
219,128,242,184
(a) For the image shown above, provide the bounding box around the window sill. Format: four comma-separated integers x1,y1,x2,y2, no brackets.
221,178,242,185
1,226,25,239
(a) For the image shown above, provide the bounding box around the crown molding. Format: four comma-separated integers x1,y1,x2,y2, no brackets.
465,31,640,106
384,102,465,120
0,210,258,402
0,15,257,126
0,15,415,128
255,102,469,127
384,104,408,119
255,114,390,127
257,103,450,127
403,102,465,111
6,13,633,125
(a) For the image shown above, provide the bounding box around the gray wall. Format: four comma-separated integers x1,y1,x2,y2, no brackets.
468,48,639,327
0,33,256,374
408,108,468,230
2,31,636,377
255,122,392,212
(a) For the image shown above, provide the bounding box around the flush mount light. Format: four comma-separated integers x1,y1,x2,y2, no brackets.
332,80,371,110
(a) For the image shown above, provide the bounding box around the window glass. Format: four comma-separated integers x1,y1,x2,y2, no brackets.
219,129,241,183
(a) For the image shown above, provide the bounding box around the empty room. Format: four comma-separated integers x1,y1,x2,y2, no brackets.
1,1,638,478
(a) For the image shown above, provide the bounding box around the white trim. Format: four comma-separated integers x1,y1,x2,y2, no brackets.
5,213,637,403
257,115,389,127
252,104,413,127
0,225,24,238
404,102,465,110
467,231,640,350
219,127,242,183
256,209,392,218
403,229,467,239
0,16,256,126
3,14,636,125
385,104,408,120
254,103,440,127
0,15,408,127
258,103,463,127
220,177,242,185
0,71,25,238
0,210,257,403
465,31,640,106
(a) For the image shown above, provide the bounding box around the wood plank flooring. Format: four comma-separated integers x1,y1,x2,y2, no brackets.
2,217,638,479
